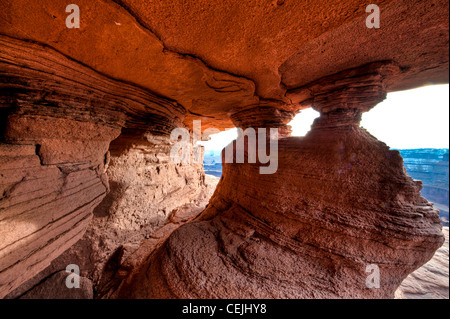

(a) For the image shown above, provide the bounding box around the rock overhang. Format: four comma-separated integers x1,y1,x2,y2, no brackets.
0,0,448,131
0,0,448,299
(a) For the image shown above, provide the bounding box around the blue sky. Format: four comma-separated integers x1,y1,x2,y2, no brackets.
199,84,449,151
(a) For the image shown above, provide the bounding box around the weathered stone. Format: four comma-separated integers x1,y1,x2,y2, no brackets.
0,0,448,300
115,67,445,299
0,35,187,297
396,227,449,299
20,271,93,299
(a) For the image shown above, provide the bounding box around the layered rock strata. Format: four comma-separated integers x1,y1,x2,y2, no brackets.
230,106,296,138
0,0,448,299
4,131,219,298
115,63,444,299
40,130,215,295
0,36,192,297
1,0,447,127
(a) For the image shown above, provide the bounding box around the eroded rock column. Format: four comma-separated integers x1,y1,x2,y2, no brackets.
116,62,444,299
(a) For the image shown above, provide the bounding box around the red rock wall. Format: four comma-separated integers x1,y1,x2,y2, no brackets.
0,117,119,298
116,118,444,298
0,3,447,296
42,130,215,295
0,36,189,297
115,64,445,299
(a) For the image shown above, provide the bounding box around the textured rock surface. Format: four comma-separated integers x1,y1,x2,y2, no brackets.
46,131,216,293
396,227,449,299
0,0,448,129
0,121,119,298
20,271,93,299
0,35,190,297
115,65,445,299
95,174,220,299
0,0,448,299
117,123,444,298
5,171,219,299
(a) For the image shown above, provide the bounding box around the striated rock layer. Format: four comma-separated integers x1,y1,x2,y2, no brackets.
0,0,448,297
117,118,444,298
0,35,196,297
37,130,216,295
115,64,445,299
4,132,220,298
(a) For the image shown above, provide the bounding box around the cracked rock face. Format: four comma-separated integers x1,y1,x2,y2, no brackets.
0,0,448,299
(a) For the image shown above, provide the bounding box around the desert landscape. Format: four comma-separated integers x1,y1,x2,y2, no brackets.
0,0,448,300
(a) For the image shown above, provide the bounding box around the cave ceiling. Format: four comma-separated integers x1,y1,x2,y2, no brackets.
0,0,448,130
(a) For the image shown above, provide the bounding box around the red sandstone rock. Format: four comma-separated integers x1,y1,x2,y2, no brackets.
48,130,216,293
0,35,184,297
396,227,449,299
0,0,448,129
117,116,444,299
20,271,93,299
115,65,445,299
0,0,448,299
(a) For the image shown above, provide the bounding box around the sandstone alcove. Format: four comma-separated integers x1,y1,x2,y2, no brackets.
0,0,448,299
